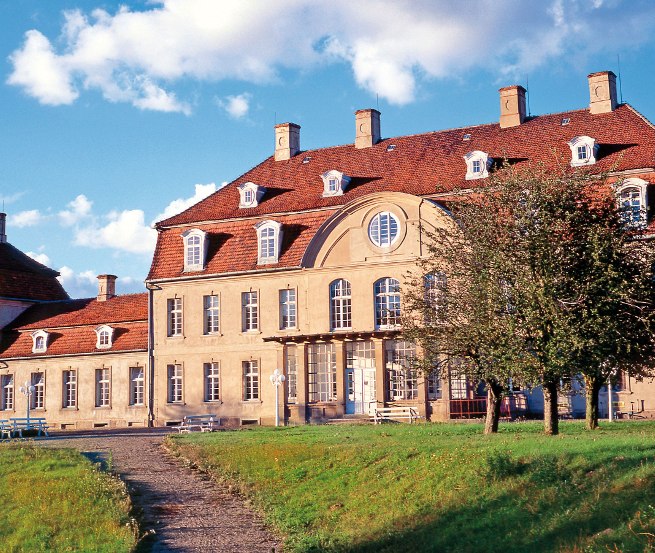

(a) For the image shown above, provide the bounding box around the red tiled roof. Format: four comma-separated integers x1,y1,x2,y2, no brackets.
149,104,655,281
148,211,335,280
0,242,69,301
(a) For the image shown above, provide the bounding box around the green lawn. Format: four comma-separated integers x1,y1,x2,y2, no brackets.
168,421,655,553
0,443,137,553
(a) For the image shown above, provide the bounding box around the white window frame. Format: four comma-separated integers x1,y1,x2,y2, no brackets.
95,367,111,408
242,291,259,332
31,330,49,353
463,150,492,180
167,364,183,403
307,343,337,402
255,220,283,265
615,177,648,228
279,288,297,330
31,372,45,410
238,181,266,208
567,136,599,167
181,228,207,272
374,277,401,329
330,279,352,330
203,294,220,334
385,341,418,401
63,370,77,408
425,272,448,320
321,169,351,197
95,325,114,349
204,362,221,402
368,212,400,248
285,345,297,404
243,360,259,401
1,374,14,411
167,297,183,337
130,367,145,406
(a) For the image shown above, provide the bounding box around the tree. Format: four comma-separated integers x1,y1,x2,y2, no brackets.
403,163,655,434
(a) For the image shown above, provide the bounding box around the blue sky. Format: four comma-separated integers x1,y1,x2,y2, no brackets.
2,0,655,298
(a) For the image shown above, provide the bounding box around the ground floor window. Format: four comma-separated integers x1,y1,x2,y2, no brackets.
130,367,145,406
167,364,183,403
427,370,442,400
95,368,111,407
285,345,297,404
1,374,13,411
243,360,259,401
308,343,337,402
31,372,45,409
63,370,77,408
385,340,417,400
450,370,469,399
204,362,220,402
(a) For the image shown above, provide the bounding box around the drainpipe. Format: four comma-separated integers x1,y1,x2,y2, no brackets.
146,283,158,428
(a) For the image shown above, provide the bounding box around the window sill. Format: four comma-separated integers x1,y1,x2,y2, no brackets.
204,400,222,404
242,330,261,335
203,332,223,337
241,400,263,404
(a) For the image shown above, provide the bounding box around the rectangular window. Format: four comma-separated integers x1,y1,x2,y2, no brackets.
243,360,259,401
167,364,183,403
167,298,183,336
63,370,77,408
1,375,14,411
577,145,588,160
203,295,220,334
279,288,297,329
95,368,111,407
31,372,45,409
427,371,442,400
130,367,145,406
242,291,259,331
204,362,220,402
285,345,297,404
450,370,468,400
308,343,337,402
385,341,417,401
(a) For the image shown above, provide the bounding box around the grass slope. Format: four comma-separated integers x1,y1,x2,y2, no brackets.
168,421,655,553
0,443,137,553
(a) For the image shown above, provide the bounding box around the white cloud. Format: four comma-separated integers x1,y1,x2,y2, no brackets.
217,93,252,119
57,265,98,298
74,209,157,254
0,192,25,205
8,1,655,108
25,251,51,267
9,209,44,228
154,182,221,223
59,194,93,226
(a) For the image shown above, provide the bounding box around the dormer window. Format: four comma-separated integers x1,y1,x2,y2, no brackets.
95,325,114,349
255,220,283,265
464,151,492,180
181,228,208,272
568,136,599,167
31,330,49,353
238,182,266,208
616,178,648,228
321,170,351,197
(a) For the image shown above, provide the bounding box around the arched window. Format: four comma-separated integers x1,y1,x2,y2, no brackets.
330,279,352,330
463,150,492,180
374,277,401,328
95,325,114,349
238,182,266,208
424,273,447,319
368,212,400,248
31,330,49,353
255,220,283,264
181,229,207,272
616,178,648,228
567,136,599,167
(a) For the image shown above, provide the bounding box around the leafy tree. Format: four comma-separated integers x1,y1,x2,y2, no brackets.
403,163,655,434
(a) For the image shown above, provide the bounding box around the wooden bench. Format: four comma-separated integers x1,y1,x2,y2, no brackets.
372,407,421,424
173,414,221,433
9,418,50,438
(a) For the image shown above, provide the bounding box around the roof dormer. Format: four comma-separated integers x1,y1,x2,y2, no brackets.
238,181,266,208
464,151,493,180
568,136,599,167
31,330,49,354
255,220,283,265
95,325,114,349
321,170,351,197
181,228,208,272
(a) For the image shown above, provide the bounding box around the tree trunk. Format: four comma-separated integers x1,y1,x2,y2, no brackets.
542,379,559,436
484,381,503,434
584,375,601,430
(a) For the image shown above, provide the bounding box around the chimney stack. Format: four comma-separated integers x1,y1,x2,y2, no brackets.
355,109,381,149
274,123,300,161
499,85,527,129
0,213,6,243
97,274,117,302
588,71,617,114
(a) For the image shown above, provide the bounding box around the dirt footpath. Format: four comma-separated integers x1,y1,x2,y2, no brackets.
41,428,280,552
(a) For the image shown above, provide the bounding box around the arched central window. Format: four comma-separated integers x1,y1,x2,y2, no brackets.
374,277,401,328
255,220,283,264
181,228,207,272
621,187,642,225
368,212,399,248
330,279,352,330
260,226,275,259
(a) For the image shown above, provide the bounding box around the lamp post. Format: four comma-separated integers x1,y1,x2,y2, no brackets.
269,369,286,427
19,381,35,429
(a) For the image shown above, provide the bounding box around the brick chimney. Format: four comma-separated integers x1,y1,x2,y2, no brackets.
355,109,381,149
499,85,526,129
274,123,300,161
97,274,117,302
0,213,6,243
588,71,617,114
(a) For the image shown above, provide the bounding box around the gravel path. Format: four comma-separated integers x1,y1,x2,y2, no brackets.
41,428,280,552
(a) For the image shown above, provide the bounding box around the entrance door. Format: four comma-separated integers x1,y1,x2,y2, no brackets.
346,368,376,414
